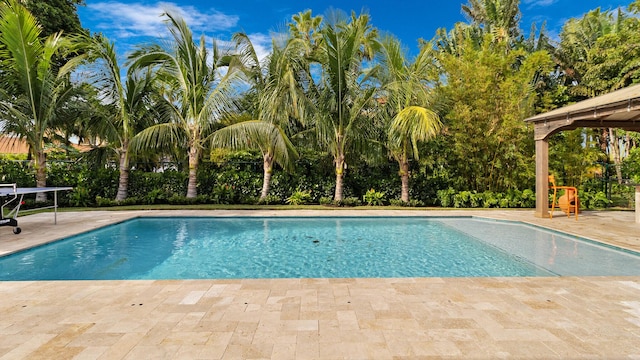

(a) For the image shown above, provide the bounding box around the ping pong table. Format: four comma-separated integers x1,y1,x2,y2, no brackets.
0,184,73,234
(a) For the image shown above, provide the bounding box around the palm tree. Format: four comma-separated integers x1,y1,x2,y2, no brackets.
557,8,628,184
288,10,323,53
309,11,380,201
211,33,303,200
130,12,239,198
377,37,441,203
434,23,484,56
0,0,81,202
212,121,297,200
82,34,160,201
461,0,522,45
558,8,624,95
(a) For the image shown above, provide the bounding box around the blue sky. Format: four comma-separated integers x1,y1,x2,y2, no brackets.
77,0,631,59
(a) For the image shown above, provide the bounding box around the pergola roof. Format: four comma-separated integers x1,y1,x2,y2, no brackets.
524,83,640,140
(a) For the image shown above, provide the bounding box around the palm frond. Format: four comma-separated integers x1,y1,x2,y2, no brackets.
0,0,43,111
131,122,185,153
213,120,299,169
388,106,441,160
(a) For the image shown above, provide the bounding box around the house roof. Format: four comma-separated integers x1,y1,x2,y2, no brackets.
0,136,92,155
0,136,30,154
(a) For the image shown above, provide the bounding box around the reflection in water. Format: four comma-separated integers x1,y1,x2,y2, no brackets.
263,219,269,244
548,235,579,265
174,221,187,248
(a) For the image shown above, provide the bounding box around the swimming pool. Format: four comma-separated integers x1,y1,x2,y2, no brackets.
1,216,639,280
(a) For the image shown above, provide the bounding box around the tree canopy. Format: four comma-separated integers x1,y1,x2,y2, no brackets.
23,0,86,37
1,0,639,209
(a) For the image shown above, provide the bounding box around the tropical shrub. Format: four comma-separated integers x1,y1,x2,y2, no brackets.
363,189,385,206
389,199,424,207
437,188,456,207
286,190,312,205
68,186,91,207
211,184,238,204
256,194,282,205
337,197,362,207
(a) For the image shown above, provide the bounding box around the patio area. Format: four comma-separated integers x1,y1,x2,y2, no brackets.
1,209,639,359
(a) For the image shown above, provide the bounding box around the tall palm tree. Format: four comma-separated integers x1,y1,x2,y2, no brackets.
434,23,484,56
0,0,81,202
130,12,239,198
212,121,297,200
377,37,441,203
212,33,303,200
558,8,623,94
461,0,522,45
288,10,323,53
309,11,380,201
82,34,160,201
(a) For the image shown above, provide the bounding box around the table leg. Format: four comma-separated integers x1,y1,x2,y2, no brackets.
54,190,58,225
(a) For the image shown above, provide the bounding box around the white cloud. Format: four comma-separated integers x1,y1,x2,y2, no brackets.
247,33,273,62
86,1,239,39
81,1,274,75
522,0,558,8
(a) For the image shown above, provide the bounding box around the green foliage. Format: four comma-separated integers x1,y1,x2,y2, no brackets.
68,186,90,207
363,188,385,206
257,195,282,205
481,191,499,208
453,191,472,208
336,197,362,207
549,129,602,187
0,0,83,199
389,199,424,207
0,159,34,186
4,4,640,213
24,0,86,37
129,11,239,198
436,35,553,193
579,190,611,209
143,188,166,205
307,11,380,201
438,188,536,208
286,190,312,205
623,147,640,182
437,188,456,207
211,184,239,205
95,196,116,207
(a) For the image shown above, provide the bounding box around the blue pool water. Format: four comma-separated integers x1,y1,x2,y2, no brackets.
1,217,639,280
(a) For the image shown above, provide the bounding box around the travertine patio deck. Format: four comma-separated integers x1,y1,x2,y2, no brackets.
0,209,639,359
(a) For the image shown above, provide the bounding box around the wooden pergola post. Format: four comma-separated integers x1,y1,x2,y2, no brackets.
535,138,549,218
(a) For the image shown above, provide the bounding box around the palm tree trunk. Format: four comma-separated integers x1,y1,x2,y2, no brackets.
334,153,345,201
115,144,129,202
186,146,200,198
260,153,274,200
399,159,410,203
35,150,47,203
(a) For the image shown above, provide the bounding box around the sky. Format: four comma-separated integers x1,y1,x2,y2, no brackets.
77,0,631,59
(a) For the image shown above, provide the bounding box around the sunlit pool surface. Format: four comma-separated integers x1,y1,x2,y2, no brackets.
1,217,639,280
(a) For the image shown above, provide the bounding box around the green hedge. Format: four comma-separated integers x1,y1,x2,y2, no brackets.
0,154,617,209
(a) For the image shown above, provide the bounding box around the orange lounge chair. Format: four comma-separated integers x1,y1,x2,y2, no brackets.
549,175,578,220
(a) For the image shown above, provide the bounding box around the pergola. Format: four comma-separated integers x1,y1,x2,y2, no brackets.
524,83,640,222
